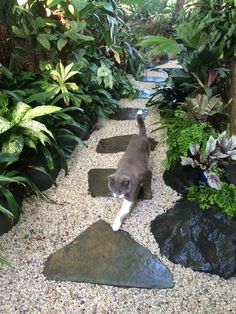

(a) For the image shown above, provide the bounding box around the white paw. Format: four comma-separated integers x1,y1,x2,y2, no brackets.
112,219,121,232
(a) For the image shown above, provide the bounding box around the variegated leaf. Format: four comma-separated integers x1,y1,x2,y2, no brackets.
22,105,61,121
180,156,195,166
0,117,13,134
227,135,236,151
189,144,200,156
11,102,31,124
24,137,38,150
211,150,229,159
21,128,49,145
227,149,236,160
50,70,61,82
65,82,79,91
1,133,24,156
206,135,217,155
19,120,54,139
217,130,228,150
204,171,221,190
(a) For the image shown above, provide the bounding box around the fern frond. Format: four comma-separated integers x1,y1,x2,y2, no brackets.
139,36,183,56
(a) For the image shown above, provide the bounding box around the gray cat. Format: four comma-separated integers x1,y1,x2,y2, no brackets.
108,110,150,231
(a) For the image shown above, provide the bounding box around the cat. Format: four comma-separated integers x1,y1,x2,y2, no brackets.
108,110,150,231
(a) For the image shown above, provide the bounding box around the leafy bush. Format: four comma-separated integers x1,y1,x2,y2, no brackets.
187,182,236,216
163,110,214,169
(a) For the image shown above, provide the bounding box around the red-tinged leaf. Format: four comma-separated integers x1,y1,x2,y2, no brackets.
204,171,221,190
207,69,218,87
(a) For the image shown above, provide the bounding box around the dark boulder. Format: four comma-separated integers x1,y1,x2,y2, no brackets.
151,199,236,279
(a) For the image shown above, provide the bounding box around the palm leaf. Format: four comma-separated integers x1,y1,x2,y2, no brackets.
139,36,183,56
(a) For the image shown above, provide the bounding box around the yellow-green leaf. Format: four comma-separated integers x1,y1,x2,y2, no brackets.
22,105,61,121
11,102,31,124
0,117,13,134
1,134,24,156
19,120,54,140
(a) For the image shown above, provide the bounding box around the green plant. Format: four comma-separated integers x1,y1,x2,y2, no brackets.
40,61,91,107
187,182,236,216
162,110,214,169
181,131,236,190
0,102,61,158
184,94,226,121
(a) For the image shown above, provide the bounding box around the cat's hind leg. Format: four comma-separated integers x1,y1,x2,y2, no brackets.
112,199,133,231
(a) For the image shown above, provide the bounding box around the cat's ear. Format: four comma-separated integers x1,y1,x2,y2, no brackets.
108,174,115,184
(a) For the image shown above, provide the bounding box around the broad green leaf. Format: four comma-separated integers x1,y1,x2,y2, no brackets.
21,128,49,145
0,153,18,163
57,38,68,51
24,137,38,150
1,134,24,156
76,34,94,42
11,102,31,124
19,120,54,140
0,117,13,134
25,92,56,103
37,34,51,50
22,105,61,120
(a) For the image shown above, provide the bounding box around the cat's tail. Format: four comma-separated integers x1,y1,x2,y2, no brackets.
136,110,147,137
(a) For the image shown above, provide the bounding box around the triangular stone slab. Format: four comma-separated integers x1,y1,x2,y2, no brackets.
138,90,156,99
96,135,157,153
88,168,152,199
109,108,148,120
139,76,166,83
43,220,174,289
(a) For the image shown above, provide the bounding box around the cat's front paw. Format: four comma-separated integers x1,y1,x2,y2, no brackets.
112,219,121,232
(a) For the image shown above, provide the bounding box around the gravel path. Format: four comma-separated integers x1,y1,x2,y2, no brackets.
0,63,235,314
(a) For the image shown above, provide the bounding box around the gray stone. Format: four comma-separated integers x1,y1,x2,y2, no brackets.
139,76,166,83
96,135,157,154
138,90,156,99
44,220,174,289
88,168,152,199
109,108,148,120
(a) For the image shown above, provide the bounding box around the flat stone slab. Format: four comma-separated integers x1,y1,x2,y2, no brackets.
88,168,152,199
139,76,166,83
96,135,157,153
138,90,156,99
109,108,148,120
44,220,174,289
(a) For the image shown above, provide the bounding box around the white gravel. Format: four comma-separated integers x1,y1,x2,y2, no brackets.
0,62,235,314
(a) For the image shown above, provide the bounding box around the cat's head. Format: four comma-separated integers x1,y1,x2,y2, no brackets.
108,173,133,198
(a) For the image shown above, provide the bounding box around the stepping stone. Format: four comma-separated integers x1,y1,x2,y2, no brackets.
96,135,157,153
151,67,175,74
88,168,152,200
43,220,174,289
109,108,148,120
139,76,166,83
138,90,156,99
